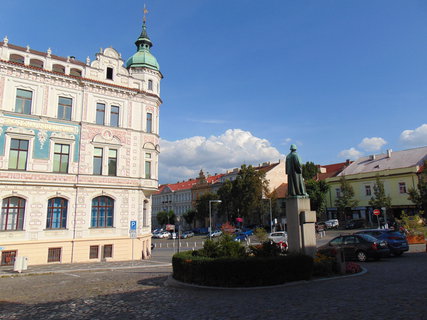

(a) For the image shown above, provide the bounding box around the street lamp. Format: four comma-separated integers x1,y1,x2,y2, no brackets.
209,200,222,239
176,215,181,253
268,198,272,233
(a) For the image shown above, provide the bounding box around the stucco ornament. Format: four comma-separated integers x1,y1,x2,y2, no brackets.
286,144,308,197
37,130,48,149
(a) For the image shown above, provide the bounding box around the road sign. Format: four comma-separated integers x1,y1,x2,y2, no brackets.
129,230,137,239
130,220,137,231
373,209,381,216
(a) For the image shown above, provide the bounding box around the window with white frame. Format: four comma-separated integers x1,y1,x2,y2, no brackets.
146,112,152,133
1,197,26,231
93,146,119,176
15,89,32,114
148,79,153,91
110,106,120,127
399,182,407,194
53,144,70,173
58,97,72,121
9,139,29,170
365,185,371,196
93,147,103,175
96,103,105,125
96,103,121,127
335,188,341,198
108,149,117,176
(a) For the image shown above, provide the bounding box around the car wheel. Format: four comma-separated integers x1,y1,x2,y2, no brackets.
393,251,403,257
356,251,368,262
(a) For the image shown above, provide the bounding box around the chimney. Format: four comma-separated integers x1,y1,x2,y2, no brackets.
370,155,376,160
387,149,392,158
346,159,350,166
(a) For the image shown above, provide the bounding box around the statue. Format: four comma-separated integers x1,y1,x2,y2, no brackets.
286,144,308,197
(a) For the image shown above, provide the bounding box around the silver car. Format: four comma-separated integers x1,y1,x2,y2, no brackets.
268,231,288,243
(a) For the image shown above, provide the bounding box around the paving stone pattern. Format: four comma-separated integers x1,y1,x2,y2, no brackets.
0,246,426,319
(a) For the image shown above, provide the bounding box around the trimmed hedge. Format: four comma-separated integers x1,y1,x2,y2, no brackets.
173,251,313,287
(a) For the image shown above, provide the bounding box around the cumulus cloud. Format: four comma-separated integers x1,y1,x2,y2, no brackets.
400,124,427,146
358,137,387,152
338,148,363,160
159,129,284,183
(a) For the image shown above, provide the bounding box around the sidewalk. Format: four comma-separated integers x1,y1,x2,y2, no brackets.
0,258,171,277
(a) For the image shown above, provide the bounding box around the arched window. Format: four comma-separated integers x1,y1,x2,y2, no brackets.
9,54,24,64
30,59,44,68
46,198,68,229
52,64,65,74
1,197,26,231
91,196,114,228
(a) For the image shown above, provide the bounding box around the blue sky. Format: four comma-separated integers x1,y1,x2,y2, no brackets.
2,1,427,183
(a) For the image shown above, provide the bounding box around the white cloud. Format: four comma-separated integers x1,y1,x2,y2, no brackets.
338,148,363,160
358,137,387,152
159,129,284,183
400,124,427,146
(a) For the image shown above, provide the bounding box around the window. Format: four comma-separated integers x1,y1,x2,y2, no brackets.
110,106,119,127
93,148,103,175
53,144,70,173
145,161,152,179
329,237,343,246
399,182,407,194
146,112,152,133
108,149,117,176
1,197,26,231
46,198,68,229
96,103,105,125
106,67,113,80
103,245,113,258
91,196,114,227
335,188,341,198
1,250,17,266
48,248,61,262
58,97,72,121
365,185,371,196
15,89,32,114
90,245,99,259
52,64,65,73
148,79,153,91
9,139,29,170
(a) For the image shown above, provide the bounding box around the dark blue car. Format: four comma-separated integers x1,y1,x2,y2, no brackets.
355,229,409,256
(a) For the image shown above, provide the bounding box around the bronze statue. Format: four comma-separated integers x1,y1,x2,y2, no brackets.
286,144,308,197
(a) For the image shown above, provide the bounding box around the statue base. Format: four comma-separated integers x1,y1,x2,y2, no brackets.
286,197,317,257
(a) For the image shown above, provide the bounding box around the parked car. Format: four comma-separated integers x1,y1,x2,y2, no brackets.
318,234,390,262
325,219,339,229
355,229,409,256
234,232,249,243
180,231,194,239
210,230,222,237
268,231,288,243
345,219,366,229
169,232,177,240
152,231,170,239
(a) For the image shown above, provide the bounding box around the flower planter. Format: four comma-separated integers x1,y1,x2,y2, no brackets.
407,235,426,244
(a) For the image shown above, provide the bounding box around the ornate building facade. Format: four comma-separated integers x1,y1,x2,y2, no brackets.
0,20,162,266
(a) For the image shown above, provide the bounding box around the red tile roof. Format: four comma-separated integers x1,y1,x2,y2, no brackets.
155,173,225,194
316,161,351,180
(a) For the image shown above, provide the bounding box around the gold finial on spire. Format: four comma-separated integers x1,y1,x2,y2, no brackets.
143,4,149,24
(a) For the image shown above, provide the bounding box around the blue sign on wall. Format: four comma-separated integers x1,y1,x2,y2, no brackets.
130,220,137,230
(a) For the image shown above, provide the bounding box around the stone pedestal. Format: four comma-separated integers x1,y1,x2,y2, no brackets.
286,197,317,257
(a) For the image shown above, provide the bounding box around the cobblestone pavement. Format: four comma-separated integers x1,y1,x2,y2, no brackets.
1,246,426,320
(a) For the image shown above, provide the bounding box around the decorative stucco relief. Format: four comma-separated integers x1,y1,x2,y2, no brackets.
37,130,48,149
1,117,78,134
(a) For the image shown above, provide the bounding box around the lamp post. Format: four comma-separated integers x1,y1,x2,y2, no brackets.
209,200,222,239
176,215,181,253
268,197,272,233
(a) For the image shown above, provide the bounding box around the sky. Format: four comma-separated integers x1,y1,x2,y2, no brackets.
2,0,427,184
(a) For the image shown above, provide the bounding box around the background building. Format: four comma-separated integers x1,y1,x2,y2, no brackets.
0,20,162,266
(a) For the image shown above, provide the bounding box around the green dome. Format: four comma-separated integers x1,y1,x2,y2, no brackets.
126,21,160,71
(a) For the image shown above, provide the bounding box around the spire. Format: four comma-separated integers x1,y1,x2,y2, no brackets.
135,5,153,51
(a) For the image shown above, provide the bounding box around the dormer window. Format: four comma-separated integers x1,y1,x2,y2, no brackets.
148,80,153,91
106,67,113,80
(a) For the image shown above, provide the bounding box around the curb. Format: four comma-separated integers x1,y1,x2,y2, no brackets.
164,266,368,290
0,262,172,278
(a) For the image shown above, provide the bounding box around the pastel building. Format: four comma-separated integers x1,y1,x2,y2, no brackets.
0,19,162,266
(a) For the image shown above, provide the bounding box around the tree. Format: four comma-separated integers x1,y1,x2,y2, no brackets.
195,192,219,225
182,209,197,227
408,161,427,215
156,210,175,226
302,161,318,180
217,180,234,221
369,175,392,215
334,176,358,222
305,179,329,218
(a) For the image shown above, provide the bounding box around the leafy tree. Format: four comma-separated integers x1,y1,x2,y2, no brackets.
302,161,318,180
217,180,234,221
408,161,427,215
305,179,329,218
369,175,392,215
334,176,358,222
156,210,176,226
182,209,197,227
195,192,219,225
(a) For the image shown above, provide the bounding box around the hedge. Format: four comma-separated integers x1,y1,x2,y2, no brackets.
172,251,313,287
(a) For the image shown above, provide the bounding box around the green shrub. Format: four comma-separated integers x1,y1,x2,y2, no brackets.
199,234,246,258
249,241,282,257
172,252,313,287
253,227,268,243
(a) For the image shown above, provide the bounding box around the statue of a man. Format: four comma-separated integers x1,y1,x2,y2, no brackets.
286,144,308,197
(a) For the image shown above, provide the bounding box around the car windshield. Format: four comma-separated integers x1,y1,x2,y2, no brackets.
357,234,377,242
